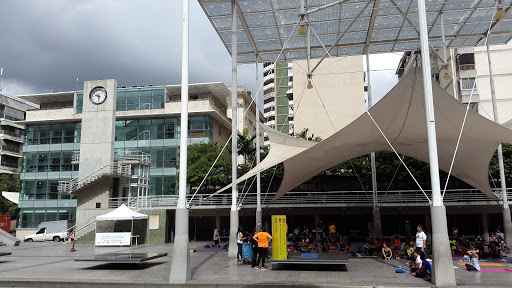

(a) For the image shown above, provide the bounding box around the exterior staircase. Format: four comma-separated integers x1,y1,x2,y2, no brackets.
57,162,132,195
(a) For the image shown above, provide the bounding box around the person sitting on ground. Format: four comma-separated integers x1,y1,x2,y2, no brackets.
412,252,432,278
344,242,353,257
392,234,401,250
410,251,422,273
293,240,300,253
374,238,383,252
489,233,501,258
405,243,415,262
364,237,376,255
465,249,481,272
495,225,504,241
213,234,220,247
338,237,347,254
382,243,392,261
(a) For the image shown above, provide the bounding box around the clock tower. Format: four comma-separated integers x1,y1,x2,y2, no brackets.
76,79,117,222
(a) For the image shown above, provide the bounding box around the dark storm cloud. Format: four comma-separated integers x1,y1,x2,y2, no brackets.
0,0,397,105
0,0,260,96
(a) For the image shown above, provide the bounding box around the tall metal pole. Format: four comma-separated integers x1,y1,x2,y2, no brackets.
228,0,239,258
440,13,447,65
255,59,262,232
366,52,382,239
169,0,191,283
417,0,456,286
486,39,512,245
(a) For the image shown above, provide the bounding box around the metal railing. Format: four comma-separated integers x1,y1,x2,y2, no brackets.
107,189,512,209
58,162,132,194
0,145,21,154
115,151,151,164
71,150,150,164
0,130,23,139
0,162,18,169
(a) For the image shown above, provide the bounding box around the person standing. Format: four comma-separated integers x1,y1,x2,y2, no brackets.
254,228,272,270
405,221,412,242
328,223,336,236
236,227,244,263
69,229,76,252
250,230,259,268
413,225,426,254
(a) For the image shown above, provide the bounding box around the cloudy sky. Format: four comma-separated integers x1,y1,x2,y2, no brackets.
0,0,401,104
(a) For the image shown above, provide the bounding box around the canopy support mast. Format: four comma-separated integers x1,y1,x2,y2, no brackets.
169,0,191,283
486,37,512,245
417,0,456,285
256,58,262,231
228,0,239,258
366,51,382,239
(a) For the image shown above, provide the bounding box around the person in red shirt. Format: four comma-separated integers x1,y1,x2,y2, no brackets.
253,227,272,270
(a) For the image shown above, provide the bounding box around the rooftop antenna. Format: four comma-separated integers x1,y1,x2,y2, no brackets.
0,67,3,92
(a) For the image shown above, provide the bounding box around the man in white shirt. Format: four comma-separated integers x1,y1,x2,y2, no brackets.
413,224,427,254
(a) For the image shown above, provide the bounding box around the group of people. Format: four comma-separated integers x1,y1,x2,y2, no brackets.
235,227,272,270
290,222,353,255
450,226,508,264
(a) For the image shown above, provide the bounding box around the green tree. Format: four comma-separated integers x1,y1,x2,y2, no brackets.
0,173,20,219
178,142,232,191
237,128,256,165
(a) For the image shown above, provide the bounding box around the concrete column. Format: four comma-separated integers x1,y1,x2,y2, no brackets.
417,0,456,286
256,210,262,231
482,213,489,242
425,211,432,244
216,215,221,231
372,208,383,239
170,208,191,282
228,0,239,258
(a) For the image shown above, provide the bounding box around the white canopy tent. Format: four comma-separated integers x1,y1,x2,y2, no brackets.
95,204,148,246
96,204,148,221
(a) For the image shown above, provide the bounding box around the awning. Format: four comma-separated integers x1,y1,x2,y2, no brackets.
96,204,148,221
215,71,512,201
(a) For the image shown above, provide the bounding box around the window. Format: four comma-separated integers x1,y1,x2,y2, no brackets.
22,152,78,173
459,78,477,91
458,53,475,70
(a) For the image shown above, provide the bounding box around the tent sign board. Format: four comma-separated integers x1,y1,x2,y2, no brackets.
272,215,287,260
95,232,131,246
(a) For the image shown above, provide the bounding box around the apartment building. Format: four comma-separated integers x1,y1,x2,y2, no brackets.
0,94,38,174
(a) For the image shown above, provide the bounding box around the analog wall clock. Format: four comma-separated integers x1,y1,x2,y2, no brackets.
90,87,107,105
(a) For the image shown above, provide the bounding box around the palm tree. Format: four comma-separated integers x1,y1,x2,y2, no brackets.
295,128,322,142
237,128,256,165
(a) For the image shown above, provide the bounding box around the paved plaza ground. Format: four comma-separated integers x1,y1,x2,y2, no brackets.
0,241,509,287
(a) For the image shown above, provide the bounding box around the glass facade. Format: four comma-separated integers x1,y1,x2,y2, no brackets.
75,87,165,114
19,115,214,228
24,123,81,145
19,208,75,229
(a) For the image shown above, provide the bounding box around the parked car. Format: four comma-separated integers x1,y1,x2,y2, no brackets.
24,227,68,242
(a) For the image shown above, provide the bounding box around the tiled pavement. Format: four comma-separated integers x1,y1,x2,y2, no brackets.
0,241,508,287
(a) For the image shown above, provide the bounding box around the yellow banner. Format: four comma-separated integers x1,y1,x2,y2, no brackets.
271,215,287,260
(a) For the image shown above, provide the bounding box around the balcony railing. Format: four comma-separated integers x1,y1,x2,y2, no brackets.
0,130,23,140
0,162,18,169
458,64,475,70
0,146,21,155
107,189,511,209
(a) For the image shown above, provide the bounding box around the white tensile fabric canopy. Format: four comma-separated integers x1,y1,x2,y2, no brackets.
96,204,148,221
216,71,512,202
